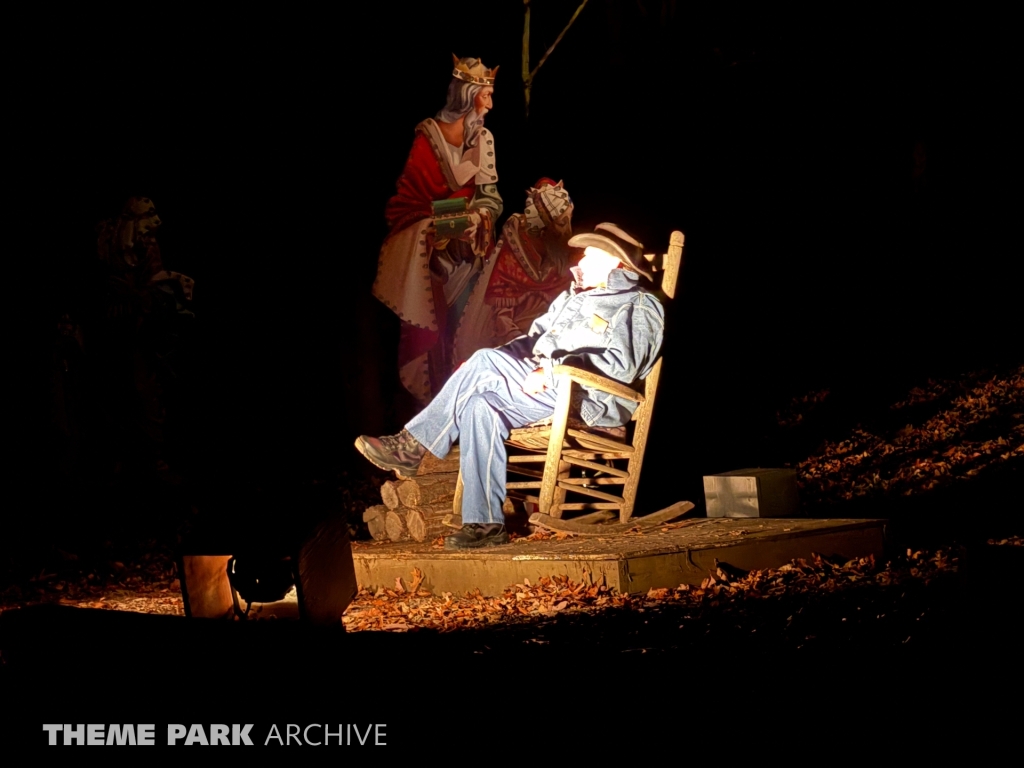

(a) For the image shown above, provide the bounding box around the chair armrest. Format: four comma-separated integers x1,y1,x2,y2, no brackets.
551,365,645,403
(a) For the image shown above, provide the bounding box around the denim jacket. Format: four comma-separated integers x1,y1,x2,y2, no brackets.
500,268,666,427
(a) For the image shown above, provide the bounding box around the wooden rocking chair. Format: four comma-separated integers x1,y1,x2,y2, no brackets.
453,231,688,534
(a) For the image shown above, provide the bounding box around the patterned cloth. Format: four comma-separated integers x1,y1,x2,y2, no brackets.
453,179,577,364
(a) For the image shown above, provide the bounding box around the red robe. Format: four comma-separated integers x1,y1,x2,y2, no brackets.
373,119,499,403
484,216,575,308
385,132,475,236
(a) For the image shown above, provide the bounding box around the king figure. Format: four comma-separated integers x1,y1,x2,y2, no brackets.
373,55,503,404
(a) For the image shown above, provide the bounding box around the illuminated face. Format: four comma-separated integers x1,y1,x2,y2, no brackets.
474,86,494,115
577,247,621,288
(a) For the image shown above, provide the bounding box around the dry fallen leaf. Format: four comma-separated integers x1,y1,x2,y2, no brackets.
410,567,424,593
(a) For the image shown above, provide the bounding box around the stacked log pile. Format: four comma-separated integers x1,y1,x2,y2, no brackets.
363,450,461,543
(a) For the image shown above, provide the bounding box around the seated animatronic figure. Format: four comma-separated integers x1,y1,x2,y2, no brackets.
356,224,665,550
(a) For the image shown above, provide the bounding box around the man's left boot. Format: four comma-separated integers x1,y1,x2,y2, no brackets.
444,523,510,550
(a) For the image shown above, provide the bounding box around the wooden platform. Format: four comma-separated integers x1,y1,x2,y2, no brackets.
351,517,888,596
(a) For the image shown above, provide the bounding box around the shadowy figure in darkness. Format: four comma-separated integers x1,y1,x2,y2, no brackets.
51,196,195,486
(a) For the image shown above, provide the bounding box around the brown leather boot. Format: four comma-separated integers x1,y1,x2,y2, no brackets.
444,523,509,550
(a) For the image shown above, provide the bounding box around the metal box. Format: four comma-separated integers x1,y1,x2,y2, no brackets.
703,468,800,518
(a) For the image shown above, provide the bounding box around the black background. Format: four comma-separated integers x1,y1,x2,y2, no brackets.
2,4,1019,739
13,4,1017,521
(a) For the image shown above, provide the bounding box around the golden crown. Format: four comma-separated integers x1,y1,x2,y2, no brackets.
451,54,498,86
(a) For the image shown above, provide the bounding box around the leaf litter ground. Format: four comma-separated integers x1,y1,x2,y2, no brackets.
1,365,1021,657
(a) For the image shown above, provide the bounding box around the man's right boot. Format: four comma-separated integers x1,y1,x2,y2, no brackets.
444,523,510,550
354,428,427,477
